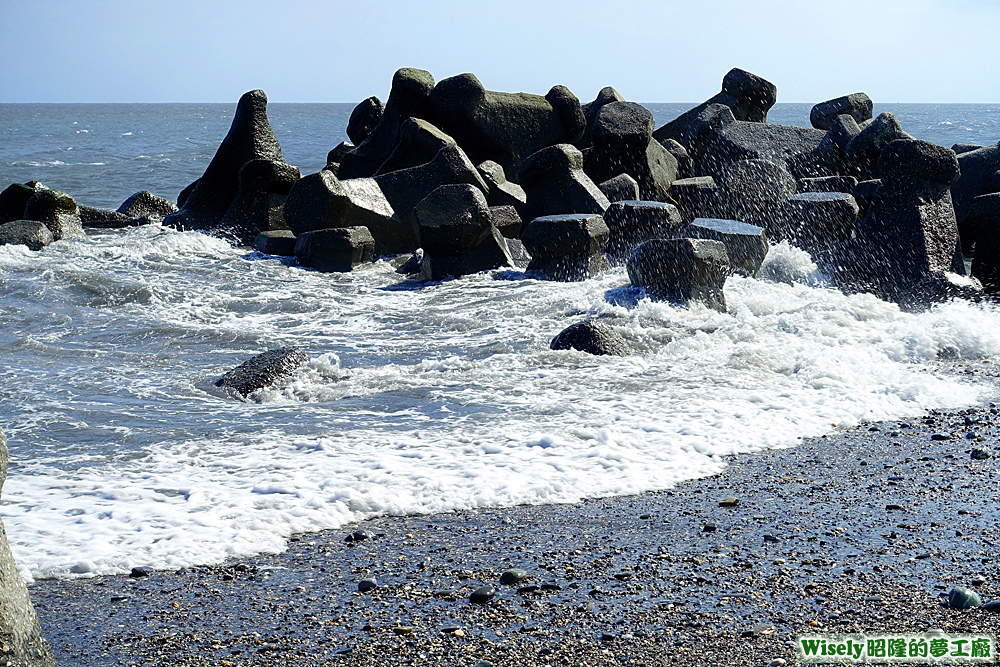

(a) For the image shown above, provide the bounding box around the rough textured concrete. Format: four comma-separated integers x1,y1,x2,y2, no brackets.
0,426,56,667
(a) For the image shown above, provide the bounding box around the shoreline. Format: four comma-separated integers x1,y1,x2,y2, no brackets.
29,358,1000,666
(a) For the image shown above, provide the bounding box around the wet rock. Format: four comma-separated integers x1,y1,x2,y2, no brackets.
340,68,435,179
585,101,677,201
971,447,992,460
853,179,882,218
469,584,497,604
686,107,830,181
499,568,530,585
521,213,610,281
780,192,859,254
77,206,132,228
0,220,54,251
0,182,45,224
719,497,739,507
426,73,585,181
627,238,729,311
117,190,178,219
164,90,285,231
284,171,409,256
0,426,59,666
797,176,858,194
810,93,873,130
717,159,796,235
550,320,629,356
825,139,979,306
947,586,982,610
357,578,378,594
23,188,85,240
602,200,684,263
489,205,522,239
660,138,693,180
327,142,353,166
682,217,769,277
518,144,610,221
177,178,199,207
668,176,719,224
214,348,307,397
598,173,640,204
375,118,457,175
252,230,297,256
952,143,1000,227
844,112,909,181
294,226,375,273
476,160,527,215
953,143,985,155
374,144,488,231
129,567,154,578
983,600,1000,613
219,159,301,245
412,184,512,280
505,238,531,268
653,68,777,145
346,96,384,146
346,530,375,543
962,192,1000,256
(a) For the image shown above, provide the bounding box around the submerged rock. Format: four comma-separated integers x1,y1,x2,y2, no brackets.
117,190,178,219
550,321,629,356
294,226,375,273
215,348,307,397
521,213,610,281
0,220,54,251
627,238,730,311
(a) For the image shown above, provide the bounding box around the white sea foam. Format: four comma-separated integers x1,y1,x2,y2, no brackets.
2,229,999,582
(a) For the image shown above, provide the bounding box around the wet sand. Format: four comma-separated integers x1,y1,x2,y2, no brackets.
30,359,1000,666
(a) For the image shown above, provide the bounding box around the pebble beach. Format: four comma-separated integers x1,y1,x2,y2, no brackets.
29,359,1000,666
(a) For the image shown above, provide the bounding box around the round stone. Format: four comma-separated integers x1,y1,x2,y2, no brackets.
469,584,497,604
358,578,378,593
948,586,982,609
499,568,529,586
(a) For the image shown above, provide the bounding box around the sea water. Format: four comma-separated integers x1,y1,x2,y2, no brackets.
2,101,1000,582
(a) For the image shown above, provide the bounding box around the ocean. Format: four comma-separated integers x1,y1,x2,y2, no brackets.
2,101,1000,583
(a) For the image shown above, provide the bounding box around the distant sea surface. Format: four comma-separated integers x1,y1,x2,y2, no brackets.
2,101,1000,582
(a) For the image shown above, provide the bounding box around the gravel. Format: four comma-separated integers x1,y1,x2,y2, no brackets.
29,358,1000,666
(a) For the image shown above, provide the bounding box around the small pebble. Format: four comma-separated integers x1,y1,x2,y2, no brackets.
499,568,529,585
703,523,717,533
763,534,780,543
982,600,1000,613
470,584,497,604
971,447,992,460
970,576,987,586
719,497,739,507
392,626,413,636
346,529,374,543
931,433,950,441
129,566,154,578
358,578,378,593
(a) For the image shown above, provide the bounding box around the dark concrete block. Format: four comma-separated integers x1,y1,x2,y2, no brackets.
626,238,730,311
294,226,376,272
683,217,769,277
521,213,610,281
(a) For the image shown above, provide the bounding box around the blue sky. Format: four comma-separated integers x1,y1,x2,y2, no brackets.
1,0,997,104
